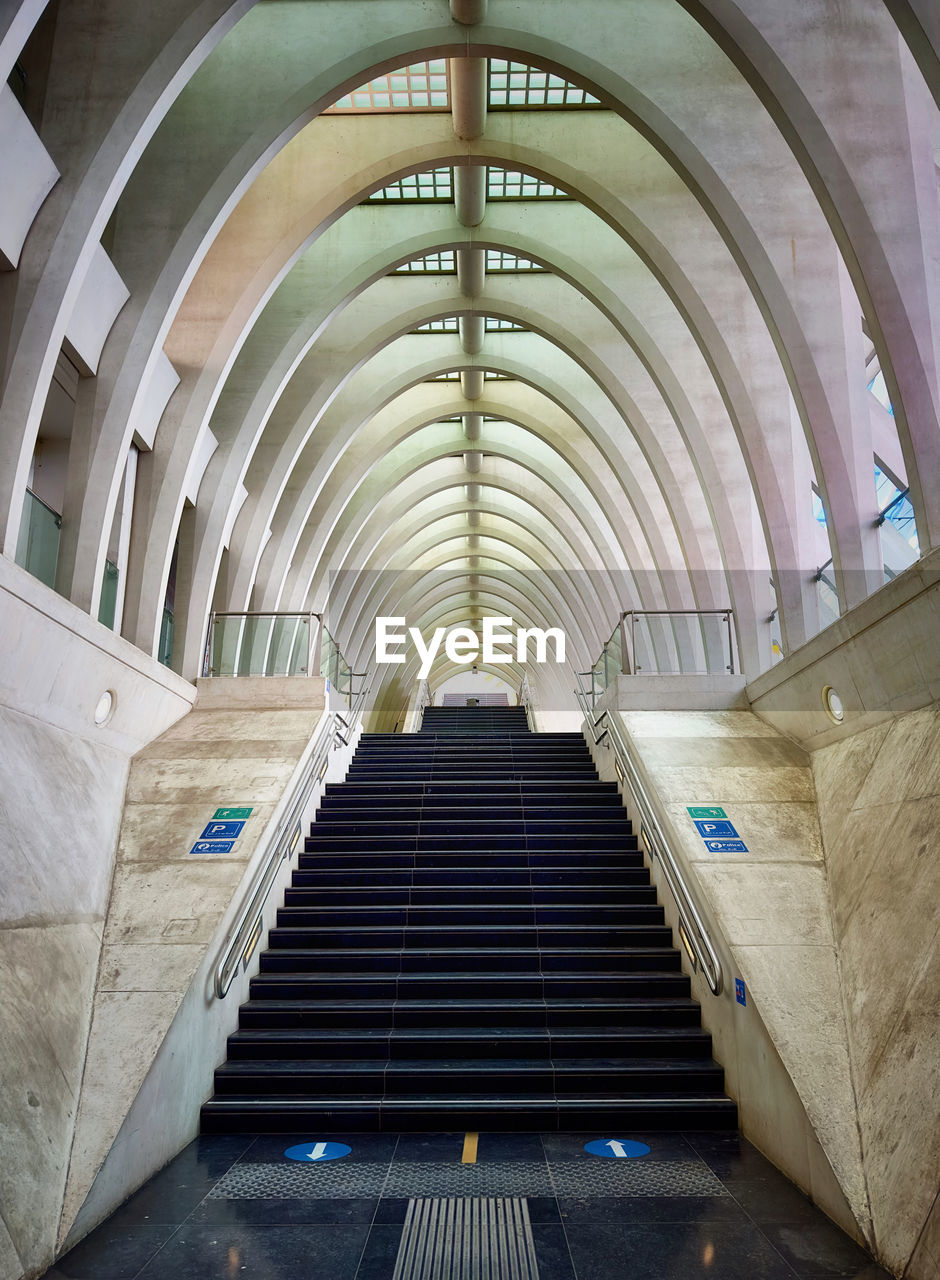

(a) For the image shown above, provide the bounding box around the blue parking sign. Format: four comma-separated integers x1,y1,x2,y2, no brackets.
693,819,739,840
199,820,246,841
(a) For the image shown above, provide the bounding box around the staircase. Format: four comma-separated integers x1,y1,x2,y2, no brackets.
201,706,737,1132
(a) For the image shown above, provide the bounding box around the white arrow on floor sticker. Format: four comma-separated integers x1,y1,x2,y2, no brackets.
306,1143,329,1161
606,1140,629,1157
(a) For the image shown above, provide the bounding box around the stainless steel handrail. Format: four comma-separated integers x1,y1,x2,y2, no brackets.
519,674,536,730
574,674,723,996
213,679,370,998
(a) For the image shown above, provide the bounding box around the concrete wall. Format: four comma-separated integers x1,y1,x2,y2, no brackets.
0,558,195,1280
748,551,939,1278
60,679,360,1253
811,704,939,1279
587,683,867,1248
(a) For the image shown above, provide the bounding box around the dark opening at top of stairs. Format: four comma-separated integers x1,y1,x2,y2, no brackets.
201,705,737,1133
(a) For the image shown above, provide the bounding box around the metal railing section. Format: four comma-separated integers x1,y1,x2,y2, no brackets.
519,673,536,730
586,610,739,687
574,673,723,996
213,678,370,999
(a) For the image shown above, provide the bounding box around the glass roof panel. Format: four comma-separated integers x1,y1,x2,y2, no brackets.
487,168,570,199
368,167,454,201
488,59,600,108
485,250,546,271
395,252,458,273
328,60,450,112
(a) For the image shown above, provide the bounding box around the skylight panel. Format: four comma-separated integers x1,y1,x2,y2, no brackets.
368,168,454,201
487,167,569,199
395,252,457,274
485,251,546,272
328,60,449,112
488,60,600,107
411,318,460,333
485,317,527,331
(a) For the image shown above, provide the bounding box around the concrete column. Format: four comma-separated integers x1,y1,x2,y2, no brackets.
454,164,486,226
467,521,481,537
461,368,484,400
459,313,484,353
450,56,487,140
457,247,486,297
463,412,482,441
464,450,483,473
466,481,482,500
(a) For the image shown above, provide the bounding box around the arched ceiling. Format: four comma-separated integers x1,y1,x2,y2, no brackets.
1,0,937,728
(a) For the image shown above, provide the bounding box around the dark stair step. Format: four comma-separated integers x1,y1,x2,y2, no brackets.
212,1056,726,1096
224,1023,715,1060
258,946,681,974
200,1094,738,1134
237,995,706,1030
248,971,690,1001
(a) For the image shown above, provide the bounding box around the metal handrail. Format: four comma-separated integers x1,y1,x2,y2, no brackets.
213,678,370,998
574,674,723,996
519,673,536,730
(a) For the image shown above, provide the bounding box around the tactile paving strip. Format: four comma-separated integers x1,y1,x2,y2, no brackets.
393,1198,539,1280
549,1159,727,1197
208,1158,727,1200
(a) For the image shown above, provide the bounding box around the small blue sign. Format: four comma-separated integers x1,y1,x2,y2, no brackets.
284,1141,351,1163
584,1139,651,1159
199,820,247,841
190,840,235,855
693,820,740,839
704,839,749,854
735,978,747,1006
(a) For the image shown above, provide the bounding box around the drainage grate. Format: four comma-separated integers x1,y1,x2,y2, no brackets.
393,1198,539,1280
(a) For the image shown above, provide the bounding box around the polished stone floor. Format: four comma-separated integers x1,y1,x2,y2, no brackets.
42,1130,891,1280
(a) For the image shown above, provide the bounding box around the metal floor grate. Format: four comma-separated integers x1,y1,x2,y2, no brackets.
392,1198,539,1280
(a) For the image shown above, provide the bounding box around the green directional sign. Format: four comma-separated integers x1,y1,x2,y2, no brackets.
212,806,253,821
686,805,727,820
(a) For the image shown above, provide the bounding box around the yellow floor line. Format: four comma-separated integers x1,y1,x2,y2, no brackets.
461,1131,479,1164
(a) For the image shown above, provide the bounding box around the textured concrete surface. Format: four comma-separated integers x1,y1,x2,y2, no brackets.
812,705,940,1278
59,683,328,1248
618,708,871,1247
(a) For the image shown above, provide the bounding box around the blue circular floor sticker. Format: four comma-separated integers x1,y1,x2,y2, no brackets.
284,1141,351,1163
584,1139,651,1159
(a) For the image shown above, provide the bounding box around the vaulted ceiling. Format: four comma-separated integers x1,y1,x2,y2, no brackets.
2,0,937,726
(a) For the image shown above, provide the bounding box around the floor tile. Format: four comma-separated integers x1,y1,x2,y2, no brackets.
541,1131,697,1164
47,1223,175,1279
391,1132,466,1162
723,1174,831,1225
134,1223,370,1280
241,1133,397,1164
760,1221,891,1278
564,1221,798,1280
530,1223,578,1280
353,1225,405,1279
476,1131,547,1162
557,1194,749,1225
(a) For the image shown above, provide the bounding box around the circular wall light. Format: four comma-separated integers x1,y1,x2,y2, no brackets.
94,690,116,726
822,685,844,724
